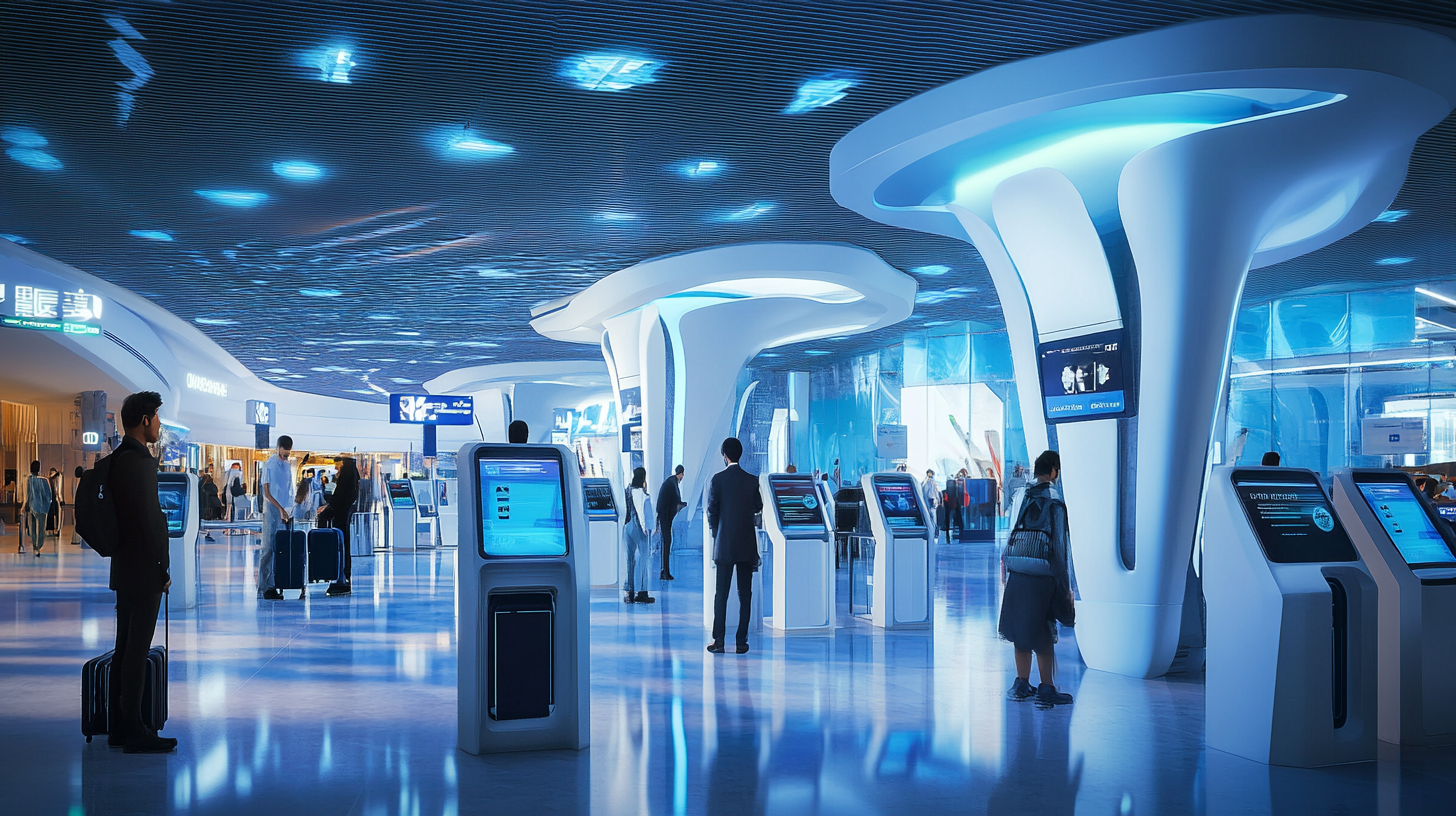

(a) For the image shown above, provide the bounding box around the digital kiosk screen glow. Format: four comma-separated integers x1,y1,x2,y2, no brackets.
387,480,415,509
477,457,568,557
158,480,187,537
769,477,825,530
1038,328,1130,423
873,477,925,530
1355,478,1456,566
583,479,616,517
1232,471,1358,564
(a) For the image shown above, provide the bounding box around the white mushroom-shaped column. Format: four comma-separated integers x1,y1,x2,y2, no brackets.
424,360,612,444
531,241,915,514
831,15,1456,677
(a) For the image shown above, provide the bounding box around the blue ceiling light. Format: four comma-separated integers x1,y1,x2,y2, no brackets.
6,147,63,171
477,268,515,278
804,350,833,356
194,317,238,326
272,160,324,181
784,75,858,114
196,189,269,207
0,233,30,244
1,126,47,147
300,287,343,297
433,129,515,161
560,53,664,91
676,160,722,178
1373,209,1409,223
597,210,638,222
717,202,776,222
916,290,965,305
303,46,357,84
1376,257,1414,266
911,264,951,276
128,230,174,241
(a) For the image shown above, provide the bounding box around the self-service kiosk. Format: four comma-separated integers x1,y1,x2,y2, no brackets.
762,473,835,633
411,479,438,548
1204,467,1378,767
458,444,589,754
158,472,199,611
1332,469,1456,745
582,477,620,587
436,478,458,548
386,480,416,550
860,472,933,629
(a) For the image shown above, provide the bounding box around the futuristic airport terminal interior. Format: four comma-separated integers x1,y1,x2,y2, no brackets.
5,2,1456,814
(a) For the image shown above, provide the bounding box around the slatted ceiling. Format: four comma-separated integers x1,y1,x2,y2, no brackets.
1,1,1453,395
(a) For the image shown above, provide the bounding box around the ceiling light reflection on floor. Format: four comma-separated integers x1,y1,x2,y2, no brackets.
561,53,664,91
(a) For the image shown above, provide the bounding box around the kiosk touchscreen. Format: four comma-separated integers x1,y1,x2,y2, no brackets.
158,472,199,611
582,477,621,587
386,480,416,551
1204,467,1377,767
762,473,835,633
458,444,588,754
1332,469,1456,745
860,472,932,629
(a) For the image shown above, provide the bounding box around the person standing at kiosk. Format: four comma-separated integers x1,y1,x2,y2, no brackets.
656,465,686,581
707,437,763,654
999,450,1075,709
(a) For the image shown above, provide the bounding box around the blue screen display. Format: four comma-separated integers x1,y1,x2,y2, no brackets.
1357,481,1456,566
1038,328,1131,423
478,457,568,557
158,480,187,537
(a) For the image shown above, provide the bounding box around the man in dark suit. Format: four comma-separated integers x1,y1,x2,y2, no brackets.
707,437,762,654
656,464,686,581
108,391,177,753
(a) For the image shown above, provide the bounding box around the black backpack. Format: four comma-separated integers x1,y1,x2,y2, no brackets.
74,453,120,557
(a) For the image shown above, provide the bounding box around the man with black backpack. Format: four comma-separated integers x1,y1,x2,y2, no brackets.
999,449,1075,709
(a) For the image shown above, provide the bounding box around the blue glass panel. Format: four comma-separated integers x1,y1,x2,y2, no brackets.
1272,294,1349,359
903,332,927,387
971,332,1013,382
1232,303,1270,365
1349,290,1415,352
926,332,968,385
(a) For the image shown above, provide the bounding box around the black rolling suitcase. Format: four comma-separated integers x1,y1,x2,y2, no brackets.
275,520,308,598
81,599,168,742
307,526,344,584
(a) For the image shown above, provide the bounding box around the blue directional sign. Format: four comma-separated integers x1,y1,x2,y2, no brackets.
390,394,474,425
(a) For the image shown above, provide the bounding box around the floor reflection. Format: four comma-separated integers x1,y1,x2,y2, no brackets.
1,523,1453,815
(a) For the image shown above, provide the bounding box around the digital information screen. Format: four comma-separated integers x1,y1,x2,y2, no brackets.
873,477,925,530
582,479,616,517
389,394,474,425
478,457,568,557
1038,328,1130,423
387,480,415,509
1232,472,1358,564
1439,505,1456,523
1356,479,1456,566
158,480,188,537
769,477,825,530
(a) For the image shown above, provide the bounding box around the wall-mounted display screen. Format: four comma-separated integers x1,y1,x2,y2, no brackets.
582,479,616,517
1232,471,1358,564
769,476,826,530
477,455,569,557
1355,478,1456,566
873,476,925,530
158,479,188,537
1038,328,1132,423
387,480,416,509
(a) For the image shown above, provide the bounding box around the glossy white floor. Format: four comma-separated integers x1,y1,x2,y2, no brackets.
1,522,1453,816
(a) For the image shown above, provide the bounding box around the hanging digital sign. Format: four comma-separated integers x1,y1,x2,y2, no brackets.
1037,328,1133,423
0,282,104,336
390,394,474,425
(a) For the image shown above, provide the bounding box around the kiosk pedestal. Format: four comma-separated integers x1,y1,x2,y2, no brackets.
1204,467,1377,767
159,472,199,612
861,473,933,629
702,511,762,636
1332,469,1456,746
762,473,834,634
583,478,621,587
458,444,589,755
386,480,416,551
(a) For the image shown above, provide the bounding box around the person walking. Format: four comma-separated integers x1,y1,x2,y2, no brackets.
707,437,763,654
258,436,295,600
656,465,686,581
20,460,52,556
921,469,940,544
223,462,246,528
1000,450,1075,709
317,456,359,596
622,467,656,605
107,390,177,753
45,467,62,535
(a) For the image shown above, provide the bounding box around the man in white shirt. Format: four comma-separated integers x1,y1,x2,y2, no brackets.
258,436,294,600
224,462,246,527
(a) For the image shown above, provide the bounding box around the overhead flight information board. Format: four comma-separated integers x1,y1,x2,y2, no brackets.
1355,478,1456,566
1232,471,1358,564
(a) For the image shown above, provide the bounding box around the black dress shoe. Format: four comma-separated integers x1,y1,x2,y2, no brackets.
325,582,351,596
635,591,655,604
660,571,675,581
736,643,750,654
706,641,725,653
262,588,283,600
124,732,178,754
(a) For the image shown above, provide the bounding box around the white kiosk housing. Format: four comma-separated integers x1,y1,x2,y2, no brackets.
762,473,835,634
1332,469,1456,746
582,477,621,587
158,472,199,611
458,443,589,755
860,472,933,630
1204,466,1378,767
386,480,415,551
436,478,458,548
411,479,438,549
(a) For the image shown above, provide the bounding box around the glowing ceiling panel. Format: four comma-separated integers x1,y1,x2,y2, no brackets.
195,190,269,207
561,53,664,91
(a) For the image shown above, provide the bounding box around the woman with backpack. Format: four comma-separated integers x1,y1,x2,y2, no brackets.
1000,450,1075,709
622,467,656,605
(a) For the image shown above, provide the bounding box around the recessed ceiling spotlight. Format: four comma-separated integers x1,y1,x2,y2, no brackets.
301,46,357,84
194,317,237,326
784,74,858,114
477,268,515,278
1376,257,1414,266
1373,209,1409,223
196,189,269,207
273,160,324,180
597,210,638,222
717,202,776,222
128,230,173,241
299,287,342,297
561,53,664,91
676,160,722,178
432,128,515,161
